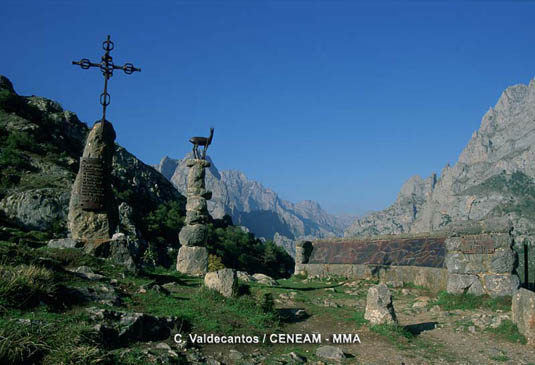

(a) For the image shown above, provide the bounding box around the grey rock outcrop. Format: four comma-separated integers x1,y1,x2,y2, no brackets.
345,79,535,238
204,268,238,297
0,189,69,231
155,154,353,256
364,283,397,325
86,307,178,345
48,238,84,249
512,288,535,345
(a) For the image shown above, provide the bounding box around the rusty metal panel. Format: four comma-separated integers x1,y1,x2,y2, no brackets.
308,237,446,268
461,235,495,254
80,157,106,211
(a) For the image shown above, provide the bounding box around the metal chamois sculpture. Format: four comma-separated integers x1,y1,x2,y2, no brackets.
189,127,214,160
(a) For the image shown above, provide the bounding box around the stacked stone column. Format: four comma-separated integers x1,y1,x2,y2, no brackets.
176,159,211,276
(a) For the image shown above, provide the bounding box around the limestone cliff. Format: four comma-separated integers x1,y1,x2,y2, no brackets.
345,79,535,237
345,174,436,237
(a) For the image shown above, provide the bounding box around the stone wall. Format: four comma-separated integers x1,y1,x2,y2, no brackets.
295,237,448,291
295,262,447,291
296,220,520,296
445,221,519,297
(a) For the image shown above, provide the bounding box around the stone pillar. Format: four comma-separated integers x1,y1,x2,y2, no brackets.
67,120,118,246
176,159,211,276
445,219,520,297
294,241,313,276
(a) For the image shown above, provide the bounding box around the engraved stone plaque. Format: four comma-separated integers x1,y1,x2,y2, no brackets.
460,235,495,254
307,238,446,267
79,157,106,211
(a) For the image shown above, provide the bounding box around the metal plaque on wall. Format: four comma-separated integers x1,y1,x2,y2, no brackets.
460,235,495,254
79,157,106,211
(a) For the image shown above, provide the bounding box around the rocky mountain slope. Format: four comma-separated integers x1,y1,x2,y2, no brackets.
155,155,352,254
0,75,184,236
345,79,535,237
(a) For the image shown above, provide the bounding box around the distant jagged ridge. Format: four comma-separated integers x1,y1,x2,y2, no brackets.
155,155,353,255
345,79,535,237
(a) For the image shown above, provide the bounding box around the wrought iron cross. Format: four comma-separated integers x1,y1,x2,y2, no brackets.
72,35,141,122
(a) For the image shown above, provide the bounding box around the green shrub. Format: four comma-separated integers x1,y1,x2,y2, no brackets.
208,254,225,272
256,291,275,314
142,201,185,245
206,225,293,279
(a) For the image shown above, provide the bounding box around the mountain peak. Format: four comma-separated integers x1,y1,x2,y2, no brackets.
0,75,15,93
347,77,535,237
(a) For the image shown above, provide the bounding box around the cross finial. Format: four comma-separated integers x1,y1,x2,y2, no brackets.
72,35,141,122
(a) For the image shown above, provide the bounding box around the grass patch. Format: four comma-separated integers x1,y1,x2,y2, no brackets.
370,323,414,349
0,311,102,365
0,319,52,364
485,320,527,344
489,354,510,362
127,284,280,336
0,264,56,309
353,310,368,328
431,291,511,311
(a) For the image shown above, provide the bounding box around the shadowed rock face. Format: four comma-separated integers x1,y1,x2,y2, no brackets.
346,79,535,238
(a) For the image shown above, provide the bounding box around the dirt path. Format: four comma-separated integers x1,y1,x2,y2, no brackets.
200,278,534,364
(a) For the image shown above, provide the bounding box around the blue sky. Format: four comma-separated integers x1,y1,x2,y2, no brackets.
1,1,534,215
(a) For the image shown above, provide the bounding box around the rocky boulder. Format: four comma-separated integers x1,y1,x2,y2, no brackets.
252,273,278,286
364,283,397,325
204,268,238,297
48,238,84,249
315,345,346,361
237,271,255,282
86,307,177,345
512,288,535,345
177,246,208,276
